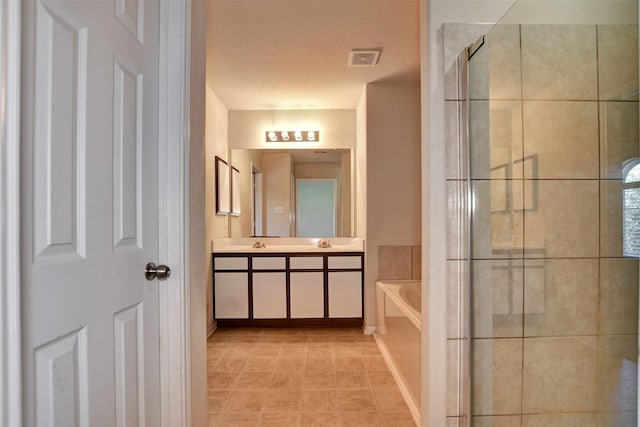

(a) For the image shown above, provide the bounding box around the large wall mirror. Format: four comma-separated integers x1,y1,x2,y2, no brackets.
229,148,353,238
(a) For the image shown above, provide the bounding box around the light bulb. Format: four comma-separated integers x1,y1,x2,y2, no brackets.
294,131,303,141
307,131,316,141
268,131,277,141
281,131,289,141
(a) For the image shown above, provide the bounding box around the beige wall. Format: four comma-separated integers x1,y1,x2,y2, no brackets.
355,88,367,239
364,82,422,329
263,152,292,237
204,85,229,335
189,1,207,425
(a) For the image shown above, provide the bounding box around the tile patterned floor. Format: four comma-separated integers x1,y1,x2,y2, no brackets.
207,327,416,427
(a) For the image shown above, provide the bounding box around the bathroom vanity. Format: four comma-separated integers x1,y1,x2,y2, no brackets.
212,238,364,327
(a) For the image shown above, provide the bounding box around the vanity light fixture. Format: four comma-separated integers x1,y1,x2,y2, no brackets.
265,130,319,143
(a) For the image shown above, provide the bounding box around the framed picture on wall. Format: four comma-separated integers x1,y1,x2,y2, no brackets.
231,167,241,216
215,156,230,215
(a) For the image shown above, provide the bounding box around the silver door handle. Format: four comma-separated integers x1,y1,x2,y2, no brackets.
145,262,171,280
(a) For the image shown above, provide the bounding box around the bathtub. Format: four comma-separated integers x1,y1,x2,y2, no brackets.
375,280,421,426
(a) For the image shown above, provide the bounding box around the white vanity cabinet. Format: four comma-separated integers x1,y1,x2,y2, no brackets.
212,252,364,327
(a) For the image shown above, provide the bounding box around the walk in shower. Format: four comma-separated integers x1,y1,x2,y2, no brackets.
447,1,639,425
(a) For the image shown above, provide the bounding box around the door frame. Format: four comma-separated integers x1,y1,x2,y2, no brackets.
4,1,193,425
1,1,22,425
158,1,192,426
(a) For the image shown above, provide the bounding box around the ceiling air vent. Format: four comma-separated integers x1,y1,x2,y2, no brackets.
348,49,381,67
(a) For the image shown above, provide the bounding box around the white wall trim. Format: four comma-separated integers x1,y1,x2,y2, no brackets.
0,1,22,426
158,1,192,426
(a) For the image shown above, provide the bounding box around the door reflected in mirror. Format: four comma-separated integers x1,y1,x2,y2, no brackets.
230,148,353,238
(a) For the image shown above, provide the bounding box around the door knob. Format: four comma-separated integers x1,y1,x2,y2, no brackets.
145,262,171,281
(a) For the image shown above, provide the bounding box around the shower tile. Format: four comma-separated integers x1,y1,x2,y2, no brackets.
471,180,524,259
521,25,598,100
600,101,640,180
597,411,638,427
522,336,597,413
469,24,522,101
524,180,599,258
523,101,599,179
470,101,523,180
472,415,521,427
378,246,412,280
523,258,599,337
598,25,639,101
445,101,465,180
472,338,523,416
447,260,469,339
600,258,639,335
471,260,523,339
597,335,638,411
447,180,469,260
447,339,462,416
600,180,624,257
447,417,461,427
522,414,597,427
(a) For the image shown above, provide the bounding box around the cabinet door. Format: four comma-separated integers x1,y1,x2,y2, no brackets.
328,271,362,318
252,272,287,319
290,272,324,318
214,272,249,318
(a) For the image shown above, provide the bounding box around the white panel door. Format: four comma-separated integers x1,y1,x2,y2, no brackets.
21,0,161,425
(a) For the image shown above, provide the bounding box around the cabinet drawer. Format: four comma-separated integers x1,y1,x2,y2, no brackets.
327,256,362,269
252,257,286,270
214,257,248,270
290,257,323,270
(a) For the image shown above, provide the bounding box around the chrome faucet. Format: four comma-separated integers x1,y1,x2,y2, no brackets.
252,241,266,248
317,239,331,248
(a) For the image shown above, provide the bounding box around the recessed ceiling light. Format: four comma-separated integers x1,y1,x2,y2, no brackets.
348,49,382,67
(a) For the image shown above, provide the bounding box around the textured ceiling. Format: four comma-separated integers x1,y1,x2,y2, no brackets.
206,0,421,110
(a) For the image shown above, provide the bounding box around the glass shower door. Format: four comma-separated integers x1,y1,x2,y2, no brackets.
467,17,639,426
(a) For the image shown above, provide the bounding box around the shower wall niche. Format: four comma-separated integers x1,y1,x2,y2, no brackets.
445,22,639,426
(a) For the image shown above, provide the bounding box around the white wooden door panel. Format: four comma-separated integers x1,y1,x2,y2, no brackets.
22,0,161,425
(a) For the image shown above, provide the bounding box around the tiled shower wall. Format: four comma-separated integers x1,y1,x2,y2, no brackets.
377,245,422,280
445,23,639,426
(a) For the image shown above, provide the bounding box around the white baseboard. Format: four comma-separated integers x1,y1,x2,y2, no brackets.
362,325,376,335
207,320,217,338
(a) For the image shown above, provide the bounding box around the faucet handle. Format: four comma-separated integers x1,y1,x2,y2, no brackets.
318,239,331,248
